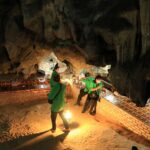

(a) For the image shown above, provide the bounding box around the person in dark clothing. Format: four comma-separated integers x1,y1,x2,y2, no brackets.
82,75,105,115
50,63,60,88
48,74,70,133
75,72,94,106
76,89,87,106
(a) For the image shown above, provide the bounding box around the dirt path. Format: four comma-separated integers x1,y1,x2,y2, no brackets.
0,99,149,150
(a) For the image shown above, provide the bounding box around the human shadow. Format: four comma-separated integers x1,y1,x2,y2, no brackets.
0,130,69,150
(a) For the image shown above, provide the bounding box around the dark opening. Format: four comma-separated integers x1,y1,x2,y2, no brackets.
144,81,150,103
0,46,10,62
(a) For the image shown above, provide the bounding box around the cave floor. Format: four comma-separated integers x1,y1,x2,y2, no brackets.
0,95,150,150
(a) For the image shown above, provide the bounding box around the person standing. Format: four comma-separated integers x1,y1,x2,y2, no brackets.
48,74,70,133
75,72,94,106
82,75,105,115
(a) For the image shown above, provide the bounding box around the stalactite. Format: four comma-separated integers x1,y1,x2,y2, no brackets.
134,0,142,61
140,0,150,56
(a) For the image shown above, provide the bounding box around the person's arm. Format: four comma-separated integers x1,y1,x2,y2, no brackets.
91,86,99,91
48,83,60,100
50,71,58,87
91,82,106,92
102,87,106,92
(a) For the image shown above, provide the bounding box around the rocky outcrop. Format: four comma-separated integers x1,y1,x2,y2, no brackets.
0,0,149,105
109,0,150,106
140,0,150,56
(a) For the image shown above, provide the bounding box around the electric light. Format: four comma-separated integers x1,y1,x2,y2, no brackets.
104,94,118,104
64,110,72,121
105,94,114,101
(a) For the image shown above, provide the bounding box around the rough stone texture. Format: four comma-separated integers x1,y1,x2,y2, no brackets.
98,98,150,141
140,0,150,56
0,89,48,106
0,0,150,105
0,89,149,142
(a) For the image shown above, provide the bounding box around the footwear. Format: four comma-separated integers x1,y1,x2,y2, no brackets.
89,111,96,116
89,112,93,115
62,128,70,132
50,129,56,133
81,110,85,113
93,111,96,114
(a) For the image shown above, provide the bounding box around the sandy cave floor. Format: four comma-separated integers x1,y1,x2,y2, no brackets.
0,97,150,150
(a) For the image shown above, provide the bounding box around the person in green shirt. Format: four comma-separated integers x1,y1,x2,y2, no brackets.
75,72,94,106
82,75,105,115
48,74,70,133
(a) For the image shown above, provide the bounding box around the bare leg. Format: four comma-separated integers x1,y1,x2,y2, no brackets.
59,110,69,129
51,111,57,130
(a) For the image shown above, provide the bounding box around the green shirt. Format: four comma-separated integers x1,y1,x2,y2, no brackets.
82,77,95,92
48,82,66,112
50,71,59,87
84,79,103,95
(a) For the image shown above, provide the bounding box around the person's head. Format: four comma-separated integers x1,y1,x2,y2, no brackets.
95,75,102,84
85,72,90,77
53,63,59,72
53,74,60,83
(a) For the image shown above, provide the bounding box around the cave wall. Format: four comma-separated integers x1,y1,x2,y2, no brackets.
0,0,150,105
140,0,150,56
109,0,150,106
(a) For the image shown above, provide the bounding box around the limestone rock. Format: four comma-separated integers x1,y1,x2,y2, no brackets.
0,0,149,105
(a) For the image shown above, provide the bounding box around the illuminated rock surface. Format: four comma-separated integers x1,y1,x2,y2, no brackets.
0,0,149,105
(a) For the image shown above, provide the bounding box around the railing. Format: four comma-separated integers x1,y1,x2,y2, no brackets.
0,80,50,92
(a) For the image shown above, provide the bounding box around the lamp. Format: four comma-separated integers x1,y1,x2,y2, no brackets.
64,110,72,121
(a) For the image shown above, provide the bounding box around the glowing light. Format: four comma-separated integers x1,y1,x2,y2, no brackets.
105,95,114,101
64,110,72,120
104,94,118,104
62,78,73,85
38,84,49,89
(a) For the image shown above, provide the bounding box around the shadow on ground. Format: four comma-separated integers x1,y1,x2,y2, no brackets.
59,121,80,130
0,130,69,150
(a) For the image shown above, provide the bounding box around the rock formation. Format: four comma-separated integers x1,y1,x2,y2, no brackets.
0,0,149,106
